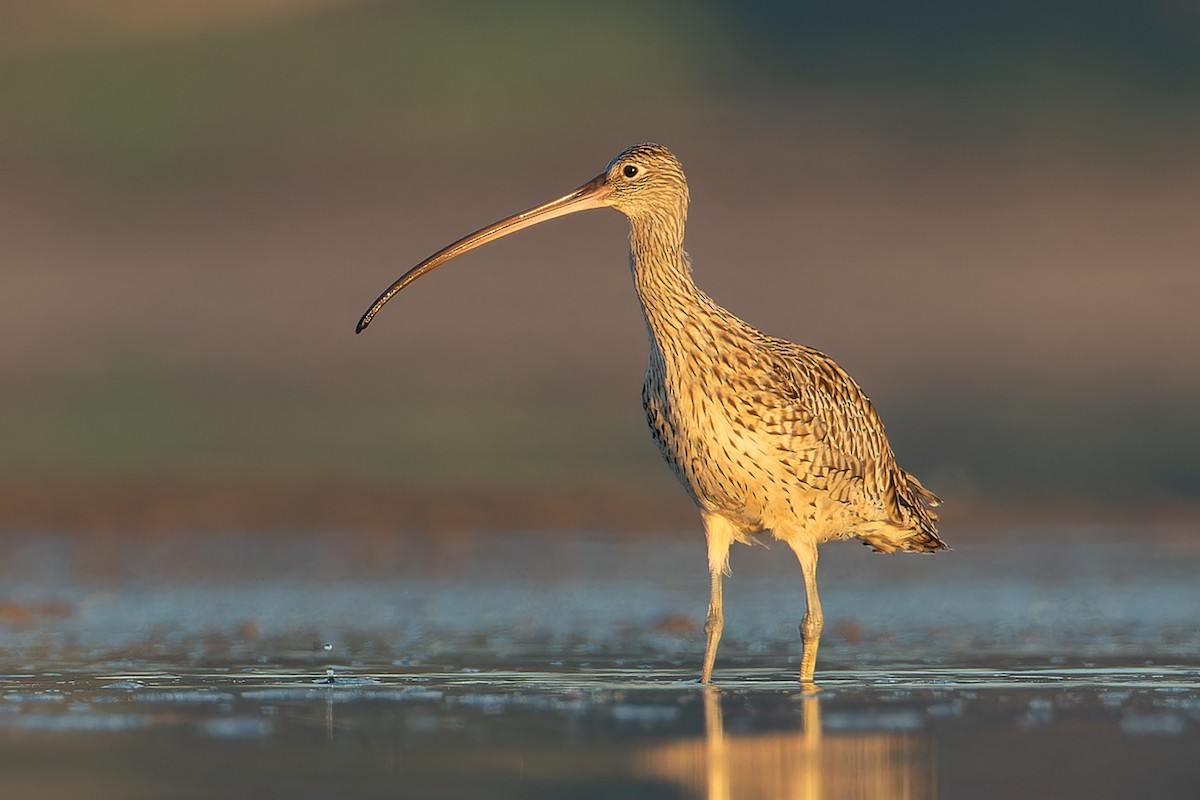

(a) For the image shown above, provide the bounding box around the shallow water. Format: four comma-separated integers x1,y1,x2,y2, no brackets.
1,525,1198,798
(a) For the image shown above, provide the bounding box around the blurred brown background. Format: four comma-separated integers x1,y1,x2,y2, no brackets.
2,0,1198,530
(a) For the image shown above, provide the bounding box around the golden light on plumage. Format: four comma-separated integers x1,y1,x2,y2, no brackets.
357,143,946,685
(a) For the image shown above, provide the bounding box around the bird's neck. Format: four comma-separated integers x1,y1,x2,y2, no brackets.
628,216,720,350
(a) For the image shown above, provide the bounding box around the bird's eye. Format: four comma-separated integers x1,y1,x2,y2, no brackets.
623,164,639,178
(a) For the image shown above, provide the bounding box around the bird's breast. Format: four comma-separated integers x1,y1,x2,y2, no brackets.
641,345,782,528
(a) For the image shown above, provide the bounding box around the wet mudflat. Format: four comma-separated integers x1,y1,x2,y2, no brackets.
1,523,1198,798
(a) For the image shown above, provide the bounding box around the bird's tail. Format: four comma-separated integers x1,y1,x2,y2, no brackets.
905,471,941,513
897,469,948,552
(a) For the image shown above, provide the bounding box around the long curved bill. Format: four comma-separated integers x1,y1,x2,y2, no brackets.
356,172,612,333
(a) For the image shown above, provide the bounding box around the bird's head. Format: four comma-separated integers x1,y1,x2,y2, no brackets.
600,143,690,224
355,143,689,333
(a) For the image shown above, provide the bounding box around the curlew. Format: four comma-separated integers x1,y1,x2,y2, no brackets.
357,143,946,685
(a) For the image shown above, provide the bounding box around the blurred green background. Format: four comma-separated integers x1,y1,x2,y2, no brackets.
2,0,1198,526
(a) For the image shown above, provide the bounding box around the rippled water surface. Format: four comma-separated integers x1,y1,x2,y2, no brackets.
1,524,1197,798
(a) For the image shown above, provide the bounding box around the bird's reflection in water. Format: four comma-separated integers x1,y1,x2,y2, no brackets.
638,689,934,800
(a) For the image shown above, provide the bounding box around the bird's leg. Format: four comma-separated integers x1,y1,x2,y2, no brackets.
701,514,735,684
787,538,823,687
702,565,724,684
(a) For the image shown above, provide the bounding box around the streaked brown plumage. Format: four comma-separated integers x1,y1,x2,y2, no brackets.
357,143,946,685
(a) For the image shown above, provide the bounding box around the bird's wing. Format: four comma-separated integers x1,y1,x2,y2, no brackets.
721,337,931,527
